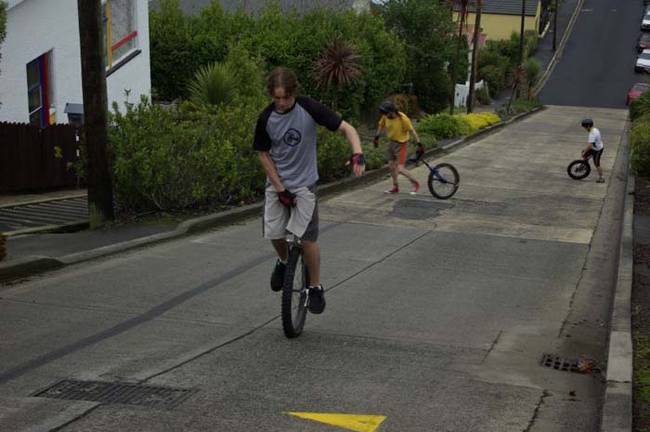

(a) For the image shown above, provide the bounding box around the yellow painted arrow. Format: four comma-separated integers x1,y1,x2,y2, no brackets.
287,412,387,432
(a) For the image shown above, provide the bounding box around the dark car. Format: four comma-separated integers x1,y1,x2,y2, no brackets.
627,83,650,105
639,33,650,52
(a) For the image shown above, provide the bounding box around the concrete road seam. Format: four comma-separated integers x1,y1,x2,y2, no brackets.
0,107,543,284
600,171,634,432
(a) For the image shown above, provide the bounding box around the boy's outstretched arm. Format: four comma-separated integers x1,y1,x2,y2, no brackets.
338,121,365,177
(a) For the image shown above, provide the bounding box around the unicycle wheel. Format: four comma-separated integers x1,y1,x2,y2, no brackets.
567,160,590,180
281,246,308,338
427,163,460,199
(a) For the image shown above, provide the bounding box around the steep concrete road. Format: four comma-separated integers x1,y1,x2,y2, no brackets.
540,0,642,107
0,106,628,431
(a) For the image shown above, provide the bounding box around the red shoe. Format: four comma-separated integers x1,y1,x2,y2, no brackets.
384,185,399,194
410,181,420,195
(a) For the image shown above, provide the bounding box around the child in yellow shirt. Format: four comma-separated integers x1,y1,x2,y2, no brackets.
373,101,421,194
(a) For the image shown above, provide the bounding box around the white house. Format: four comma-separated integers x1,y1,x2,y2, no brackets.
0,0,151,127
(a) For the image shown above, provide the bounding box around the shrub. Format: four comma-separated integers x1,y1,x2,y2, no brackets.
479,64,507,95
630,92,650,121
187,63,236,106
631,120,650,176
149,2,409,121
498,98,541,117
523,57,541,98
109,98,265,213
149,0,199,101
417,113,466,139
223,42,266,103
456,112,501,131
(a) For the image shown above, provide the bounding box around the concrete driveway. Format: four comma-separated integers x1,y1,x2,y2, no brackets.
0,106,629,431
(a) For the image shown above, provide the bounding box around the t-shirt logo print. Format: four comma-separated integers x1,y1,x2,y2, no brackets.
283,128,302,147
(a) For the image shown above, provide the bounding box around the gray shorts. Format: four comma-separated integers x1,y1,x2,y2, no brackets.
385,140,408,165
263,185,319,241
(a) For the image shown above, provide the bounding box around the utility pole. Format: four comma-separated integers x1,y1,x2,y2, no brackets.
507,0,527,111
552,0,559,51
77,0,114,225
450,0,468,115
519,0,526,65
467,0,482,113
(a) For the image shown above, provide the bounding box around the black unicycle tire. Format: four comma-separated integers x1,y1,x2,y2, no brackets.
428,163,460,199
281,246,308,338
567,160,590,180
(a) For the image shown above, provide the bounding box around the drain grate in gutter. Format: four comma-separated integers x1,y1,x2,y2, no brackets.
540,353,601,375
32,379,194,409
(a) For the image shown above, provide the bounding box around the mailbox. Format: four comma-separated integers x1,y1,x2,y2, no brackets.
64,103,84,127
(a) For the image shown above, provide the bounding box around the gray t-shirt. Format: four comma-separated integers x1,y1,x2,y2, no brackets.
253,96,342,189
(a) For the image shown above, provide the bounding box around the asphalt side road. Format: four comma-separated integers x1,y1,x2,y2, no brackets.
0,106,629,431
539,0,641,108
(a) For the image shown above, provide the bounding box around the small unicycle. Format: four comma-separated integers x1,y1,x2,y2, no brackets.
409,146,459,199
567,154,592,180
281,235,309,338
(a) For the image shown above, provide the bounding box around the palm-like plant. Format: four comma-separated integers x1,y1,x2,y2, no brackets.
313,37,362,90
187,63,236,106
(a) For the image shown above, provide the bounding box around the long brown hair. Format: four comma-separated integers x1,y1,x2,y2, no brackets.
266,66,300,96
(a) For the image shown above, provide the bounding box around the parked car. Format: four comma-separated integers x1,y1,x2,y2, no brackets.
643,13,650,30
639,33,650,52
636,50,650,72
627,83,650,104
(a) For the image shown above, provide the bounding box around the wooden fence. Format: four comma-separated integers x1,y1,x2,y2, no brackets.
0,122,80,193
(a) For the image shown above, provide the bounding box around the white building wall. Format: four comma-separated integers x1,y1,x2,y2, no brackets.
0,0,150,124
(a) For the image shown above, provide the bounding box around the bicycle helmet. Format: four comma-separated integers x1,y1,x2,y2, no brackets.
378,100,397,114
581,118,594,128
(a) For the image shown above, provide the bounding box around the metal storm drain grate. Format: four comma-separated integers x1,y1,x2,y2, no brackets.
540,354,601,375
33,379,194,409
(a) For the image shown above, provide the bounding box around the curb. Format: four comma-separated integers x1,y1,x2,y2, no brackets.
600,154,633,428
0,107,543,284
533,0,585,97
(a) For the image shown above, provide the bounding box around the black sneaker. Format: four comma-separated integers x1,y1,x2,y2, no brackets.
270,259,286,292
307,285,326,314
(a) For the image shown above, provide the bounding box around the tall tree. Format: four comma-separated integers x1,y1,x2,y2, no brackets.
380,0,457,113
77,0,114,225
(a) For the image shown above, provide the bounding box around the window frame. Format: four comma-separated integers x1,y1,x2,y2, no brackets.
26,52,53,128
103,0,139,71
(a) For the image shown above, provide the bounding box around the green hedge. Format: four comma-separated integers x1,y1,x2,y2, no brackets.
630,92,650,122
109,99,265,213
631,120,650,177
108,98,400,214
150,1,408,122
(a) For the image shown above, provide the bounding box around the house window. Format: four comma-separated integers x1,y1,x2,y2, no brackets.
103,0,138,69
26,51,54,128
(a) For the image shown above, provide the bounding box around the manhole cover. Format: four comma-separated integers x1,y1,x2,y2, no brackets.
540,354,601,375
390,198,453,220
33,379,194,409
